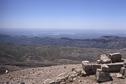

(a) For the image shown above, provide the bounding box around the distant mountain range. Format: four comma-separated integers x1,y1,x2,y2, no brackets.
0,34,126,49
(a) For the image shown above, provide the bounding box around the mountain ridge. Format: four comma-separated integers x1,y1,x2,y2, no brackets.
0,34,126,49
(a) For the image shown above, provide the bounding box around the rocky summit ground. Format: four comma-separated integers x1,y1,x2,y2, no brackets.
0,64,126,84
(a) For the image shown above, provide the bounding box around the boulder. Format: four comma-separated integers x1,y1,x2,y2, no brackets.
100,54,111,64
107,62,123,72
120,67,126,78
96,69,113,83
109,53,122,63
82,61,101,75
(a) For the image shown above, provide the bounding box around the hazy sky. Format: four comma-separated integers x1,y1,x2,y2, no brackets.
0,0,126,31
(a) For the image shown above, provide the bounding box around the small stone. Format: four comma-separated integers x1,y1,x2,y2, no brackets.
43,79,56,84
49,79,60,84
78,80,82,82
60,82,66,84
73,77,76,81
116,73,124,79
71,68,75,71
81,70,87,77
97,60,101,64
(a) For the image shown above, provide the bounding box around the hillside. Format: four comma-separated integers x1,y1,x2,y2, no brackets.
1,43,126,67
0,34,126,67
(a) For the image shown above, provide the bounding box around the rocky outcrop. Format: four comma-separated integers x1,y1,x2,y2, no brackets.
82,52,126,83
42,52,126,84
43,68,86,84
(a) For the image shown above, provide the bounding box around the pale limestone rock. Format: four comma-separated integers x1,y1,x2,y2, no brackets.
116,73,124,79
100,54,111,64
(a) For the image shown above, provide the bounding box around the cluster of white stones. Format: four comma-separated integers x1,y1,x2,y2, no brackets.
43,68,86,84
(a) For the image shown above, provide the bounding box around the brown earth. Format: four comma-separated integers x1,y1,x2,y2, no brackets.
0,64,126,84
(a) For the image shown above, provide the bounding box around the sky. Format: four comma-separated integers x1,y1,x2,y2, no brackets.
0,0,126,32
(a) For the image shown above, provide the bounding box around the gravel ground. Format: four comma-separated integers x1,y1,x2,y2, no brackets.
0,64,126,84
